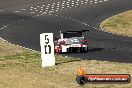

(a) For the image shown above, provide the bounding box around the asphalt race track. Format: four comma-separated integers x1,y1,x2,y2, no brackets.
0,0,132,63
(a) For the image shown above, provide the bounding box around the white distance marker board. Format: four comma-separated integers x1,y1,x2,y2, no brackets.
40,33,55,67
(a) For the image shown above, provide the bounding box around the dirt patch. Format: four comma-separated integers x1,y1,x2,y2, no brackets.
101,10,132,37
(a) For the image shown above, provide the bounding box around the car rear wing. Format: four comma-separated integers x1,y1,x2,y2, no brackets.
59,30,89,36
81,30,89,32
63,30,89,33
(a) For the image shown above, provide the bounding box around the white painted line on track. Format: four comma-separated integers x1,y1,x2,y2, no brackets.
104,0,108,1
0,18,38,52
14,11,21,13
0,10,3,11
21,9,26,11
30,9,33,11
99,1,103,3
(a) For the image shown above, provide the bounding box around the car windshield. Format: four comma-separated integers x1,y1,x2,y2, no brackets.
63,32,83,38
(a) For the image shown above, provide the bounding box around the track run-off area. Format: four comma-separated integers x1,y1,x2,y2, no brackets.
0,0,132,63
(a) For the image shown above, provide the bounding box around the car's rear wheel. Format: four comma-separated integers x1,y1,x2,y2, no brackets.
58,47,62,54
84,47,88,53
55,46,62,54
80,47,88,53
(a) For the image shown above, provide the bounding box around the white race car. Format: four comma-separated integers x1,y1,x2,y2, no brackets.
54,30,89,53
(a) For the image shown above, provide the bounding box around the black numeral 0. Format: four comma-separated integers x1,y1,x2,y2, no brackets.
44,45,51,54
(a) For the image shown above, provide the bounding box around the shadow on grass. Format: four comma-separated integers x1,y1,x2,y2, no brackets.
55,59,81,65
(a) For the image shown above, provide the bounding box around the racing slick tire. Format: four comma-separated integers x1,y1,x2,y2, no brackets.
84,47,88,53
55,46,62,54
80,47,88,53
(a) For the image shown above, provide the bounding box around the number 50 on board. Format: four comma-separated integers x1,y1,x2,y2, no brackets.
40,33,55,67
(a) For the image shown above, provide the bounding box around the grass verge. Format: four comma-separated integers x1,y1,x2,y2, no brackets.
101,10,132,37
0,39,132,88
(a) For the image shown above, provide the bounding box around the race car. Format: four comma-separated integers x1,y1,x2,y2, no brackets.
54,30,89,53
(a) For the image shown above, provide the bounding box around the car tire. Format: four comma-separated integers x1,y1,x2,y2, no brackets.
80,47,88,53
84,47,88,53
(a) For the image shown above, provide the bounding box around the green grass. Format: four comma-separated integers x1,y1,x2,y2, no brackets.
101,10,132,37
0,51,132,88
0,52,80,68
